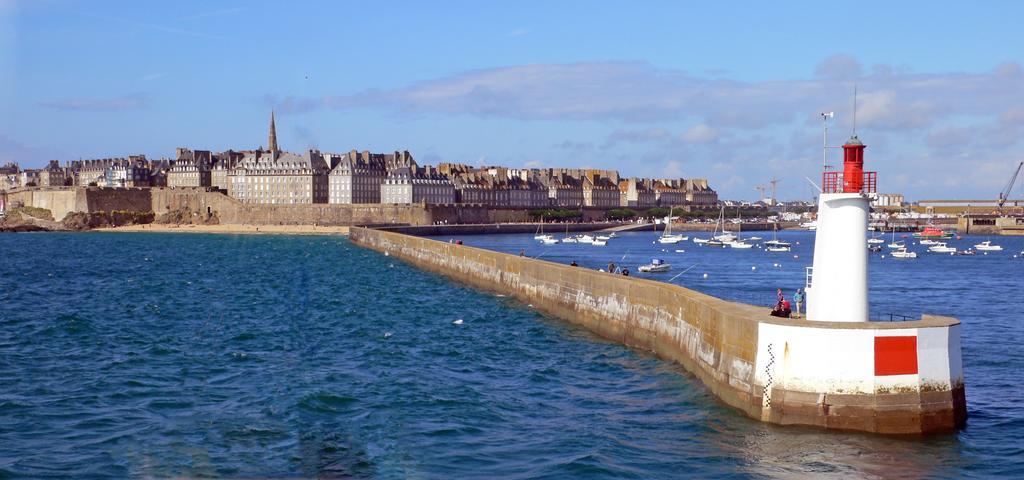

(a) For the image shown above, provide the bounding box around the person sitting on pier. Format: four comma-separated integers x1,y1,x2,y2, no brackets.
570,260,578,267
770,296,792,318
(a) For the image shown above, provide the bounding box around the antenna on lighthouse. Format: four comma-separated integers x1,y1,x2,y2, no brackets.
852,84,858,136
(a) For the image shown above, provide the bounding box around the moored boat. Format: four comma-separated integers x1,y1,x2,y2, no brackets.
637,258,671,273
974,240,1003,251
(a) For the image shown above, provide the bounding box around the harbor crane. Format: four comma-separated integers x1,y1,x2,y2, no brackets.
998,161,1024,213
768,177,781,205
755,185,767,203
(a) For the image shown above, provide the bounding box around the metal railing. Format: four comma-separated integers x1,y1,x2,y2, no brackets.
872,313,916,322
804,267,813,289
822,171,877,194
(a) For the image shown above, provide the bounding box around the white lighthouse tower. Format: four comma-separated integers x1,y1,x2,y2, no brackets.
805,133,877,322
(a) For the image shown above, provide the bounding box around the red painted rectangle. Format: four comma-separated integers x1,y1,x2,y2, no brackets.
874,336,918,376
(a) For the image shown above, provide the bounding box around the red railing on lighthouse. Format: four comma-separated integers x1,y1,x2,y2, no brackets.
822,171,877,194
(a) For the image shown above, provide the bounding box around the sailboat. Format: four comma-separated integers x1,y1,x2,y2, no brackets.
705,206,731,247
887,224,904,249
867,229,885,245
534,216,553,241
764,222,791,251
729,211,753,249
561,223,578,243
658,206,688,244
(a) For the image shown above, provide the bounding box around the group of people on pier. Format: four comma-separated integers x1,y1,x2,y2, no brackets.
770,288,804,318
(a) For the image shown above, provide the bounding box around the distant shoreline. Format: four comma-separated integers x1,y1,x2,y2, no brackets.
93,224,351,236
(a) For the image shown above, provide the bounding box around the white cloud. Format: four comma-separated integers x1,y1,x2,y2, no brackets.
38,93,149,111
679,124,718,143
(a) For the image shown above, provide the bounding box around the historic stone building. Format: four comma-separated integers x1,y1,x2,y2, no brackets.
167,148,212,187
381,165,455,204
228,149,330,204
226,111,330,204
619,177,657,208
684,178,718,206
582,174,620,208
211,150,243,190
105,157,152,187
539,171,584,208
71,159,112,186
653,179,687,207
38,160,66,187
328,150,388,204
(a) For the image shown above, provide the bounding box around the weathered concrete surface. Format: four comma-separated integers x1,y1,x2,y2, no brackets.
349,227,967,435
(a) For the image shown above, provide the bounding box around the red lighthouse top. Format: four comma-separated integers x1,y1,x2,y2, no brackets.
822,135,876,194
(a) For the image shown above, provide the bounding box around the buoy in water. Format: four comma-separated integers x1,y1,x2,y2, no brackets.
383,332,393,338
751,266,757,271
702,273,708,278
452,319,464,325
384,251,390,256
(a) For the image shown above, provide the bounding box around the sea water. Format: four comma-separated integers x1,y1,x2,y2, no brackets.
0,231,1022,478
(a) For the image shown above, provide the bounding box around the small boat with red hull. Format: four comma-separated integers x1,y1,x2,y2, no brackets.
913,226,954,239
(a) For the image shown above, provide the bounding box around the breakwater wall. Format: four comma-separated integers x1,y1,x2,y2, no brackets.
349,227,967,435
378,222,620,236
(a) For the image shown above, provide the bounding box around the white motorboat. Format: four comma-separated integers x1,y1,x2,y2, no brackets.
693,238,710,244
975,240,1003,251
887,241,905,249
919,239,940,246
706,239,729,248
577,234,595,244
867,238,885,245
592,238,607,246
540,237,560,245
562,236,578,243
928,243,957,254
674,249,686,253
766,245,791,252
729,241,754,249
891,247,918,259
747,236,762,241
638,258,671,273
596,235,612,241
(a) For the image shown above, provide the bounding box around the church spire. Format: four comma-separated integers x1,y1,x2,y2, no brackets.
268,110,278,153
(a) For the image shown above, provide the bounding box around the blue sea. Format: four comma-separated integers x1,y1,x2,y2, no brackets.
1,230,1022,478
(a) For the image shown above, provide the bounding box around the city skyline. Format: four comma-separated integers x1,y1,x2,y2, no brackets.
2,1,1024,201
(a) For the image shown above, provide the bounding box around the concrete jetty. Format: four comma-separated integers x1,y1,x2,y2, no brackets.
350,227,967,435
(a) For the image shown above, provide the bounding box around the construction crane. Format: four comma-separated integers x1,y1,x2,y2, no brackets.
768,177,781,205
755,185,767,203
998,161,1024,213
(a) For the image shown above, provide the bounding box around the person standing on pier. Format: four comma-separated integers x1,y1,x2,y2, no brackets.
793,289,804,319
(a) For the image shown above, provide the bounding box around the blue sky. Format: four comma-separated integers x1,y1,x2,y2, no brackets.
2,1,1023,201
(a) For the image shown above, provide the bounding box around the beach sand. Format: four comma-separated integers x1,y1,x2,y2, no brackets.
94,224,350,235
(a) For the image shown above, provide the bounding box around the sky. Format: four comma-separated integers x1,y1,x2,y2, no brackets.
2,1,1023,201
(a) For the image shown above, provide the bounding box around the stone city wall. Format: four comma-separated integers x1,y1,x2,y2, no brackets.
348,227,966,435
4,187,86,221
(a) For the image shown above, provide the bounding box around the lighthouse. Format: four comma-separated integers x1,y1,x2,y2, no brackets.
805,134,877,322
